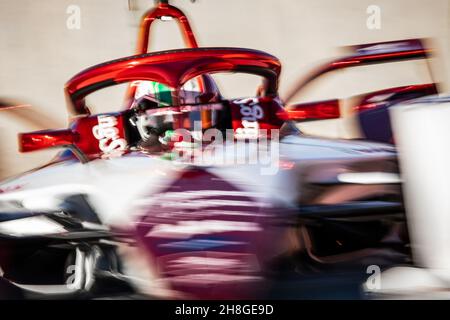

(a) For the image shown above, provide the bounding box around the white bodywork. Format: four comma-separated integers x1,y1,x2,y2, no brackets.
0,134,397,228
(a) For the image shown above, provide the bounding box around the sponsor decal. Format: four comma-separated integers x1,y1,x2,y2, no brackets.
160,251,262,286
233,98,264,139
146,220,262,239
92,115,127,154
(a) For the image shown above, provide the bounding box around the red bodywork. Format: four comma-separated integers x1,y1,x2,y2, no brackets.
284,38,437,143
135,168,287,299
125,2,200,103
20,48,284,161
354,83,437,113
286,99,341,121
65,48,281,116
285,39,434,104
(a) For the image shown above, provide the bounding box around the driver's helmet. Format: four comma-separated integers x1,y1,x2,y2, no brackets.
130,76,227,151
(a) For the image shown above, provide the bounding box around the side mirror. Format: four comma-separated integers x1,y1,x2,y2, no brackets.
18,129,87,163
19,129,76,152
286,99,340,121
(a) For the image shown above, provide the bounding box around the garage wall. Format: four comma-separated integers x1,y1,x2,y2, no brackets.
0,0,449,178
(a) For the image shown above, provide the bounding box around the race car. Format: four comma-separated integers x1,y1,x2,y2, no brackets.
0,1,421,300
0,45,407,299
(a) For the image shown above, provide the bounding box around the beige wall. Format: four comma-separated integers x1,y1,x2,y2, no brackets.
0,0,449,178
